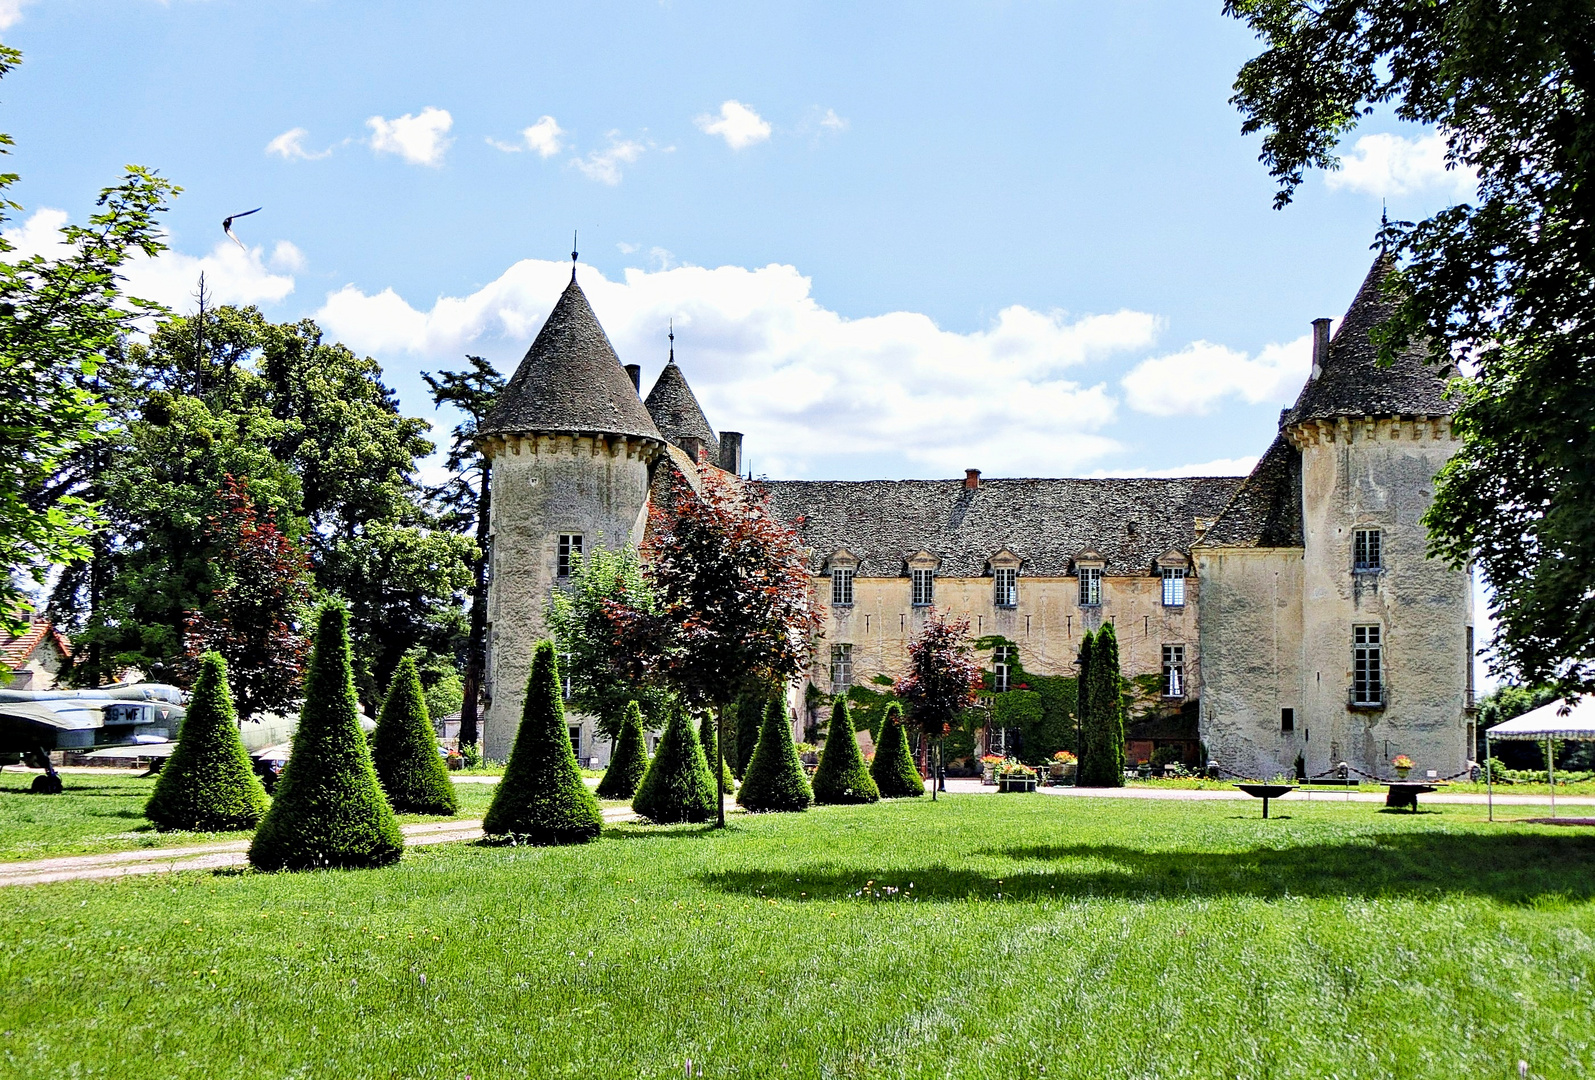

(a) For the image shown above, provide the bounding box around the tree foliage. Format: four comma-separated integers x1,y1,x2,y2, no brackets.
895,609,982,741
1076,626,1126,788
1226,0,1595,695
144,652,269,832
595,699,649,800
736,693,812,814
699,709,736,794
631,701,719,825
371,654,458,816
811,695,879,805
870,702,925,798
547,544,666,739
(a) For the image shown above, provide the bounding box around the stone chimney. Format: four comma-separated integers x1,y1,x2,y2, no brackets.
624,364,642,393
964,468,981,491
679,435,704,463
719,431,743,475
1310,318,1331,380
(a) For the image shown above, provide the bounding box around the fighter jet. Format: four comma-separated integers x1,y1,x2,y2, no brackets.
0,683,185,793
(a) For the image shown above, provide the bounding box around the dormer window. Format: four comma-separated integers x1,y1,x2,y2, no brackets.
1075,548,1104,607
1353,529,1382,572
912,568,935,607
831,567,854,606
989,548,1020,608
1162,568,1186,608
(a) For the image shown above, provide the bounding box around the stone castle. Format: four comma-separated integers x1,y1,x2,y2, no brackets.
476,254,1475,780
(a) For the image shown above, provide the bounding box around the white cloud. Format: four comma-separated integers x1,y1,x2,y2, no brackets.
315,258,1161,476
695,100,772,150
0,1,34,30
269,240,306,273
265,127,333,161
367,107,454,167
572,136,645,185
819,108,848,133
488,115,564,158
1120,334,1313,417
1089,456,1259,479
1327,132,1477,199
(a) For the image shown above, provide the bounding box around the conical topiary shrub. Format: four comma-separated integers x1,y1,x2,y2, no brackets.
371,655,458,815
811,695,880,805
698,710,736,794
632,701,719,824
733,684,765,777
595,700,649,799
248,603,404,870
737,693,812,813
482,641,604,844
869,702,924,799
145,651,269,832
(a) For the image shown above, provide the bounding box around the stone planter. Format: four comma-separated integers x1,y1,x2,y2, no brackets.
997,775,1038,793
982,764,996,785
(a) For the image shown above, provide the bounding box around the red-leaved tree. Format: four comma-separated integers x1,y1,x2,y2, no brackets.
895,609,982,801
183,475,313,723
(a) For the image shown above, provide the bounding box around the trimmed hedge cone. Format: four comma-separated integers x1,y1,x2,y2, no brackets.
248,603,404,871
736,693,812,813
595,700,649,799
632,702,718,824
699,710,736,794
482,641,603,844
371,655,458,815
870,702,925,798
145,651,269,832
812,695,880,805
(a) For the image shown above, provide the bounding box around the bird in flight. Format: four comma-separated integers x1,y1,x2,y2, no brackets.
222,207,262,250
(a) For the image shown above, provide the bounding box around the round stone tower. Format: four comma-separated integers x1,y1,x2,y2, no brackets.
476,269,665,762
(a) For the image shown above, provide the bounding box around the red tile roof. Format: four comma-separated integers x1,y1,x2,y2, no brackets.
2,617,72,670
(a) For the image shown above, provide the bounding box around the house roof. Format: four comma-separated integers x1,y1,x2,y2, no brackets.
762,476,1244,577
1282,255,1457,427
1195,435,1305,549
3,616,72,671
644,357,719,457
479,276,663,442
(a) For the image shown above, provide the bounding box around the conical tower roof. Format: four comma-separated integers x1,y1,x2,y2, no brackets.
479,278,662,442
644,352,719,457
1282,255,1456,427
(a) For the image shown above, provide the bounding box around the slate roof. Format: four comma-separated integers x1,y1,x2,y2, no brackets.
1282,255,1457,427
479,277,663,441
762,477,1243,577
644,358,719,458
1194,435,1305,549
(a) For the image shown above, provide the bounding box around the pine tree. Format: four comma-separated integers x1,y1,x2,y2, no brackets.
144,651,269,831
248,603,404,870
370,654,458,815
699,710,736,794
733,684,767,777
595,700,649,799
1074,630,1099,782
870,702,924,798
1077,625,1126,787
738,693,813,813
812,695,880,805
632,701,719,824
481,641,604,844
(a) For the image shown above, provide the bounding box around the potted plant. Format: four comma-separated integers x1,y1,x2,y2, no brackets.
1136,759,1151,779
997,760,1038,793
1392,754,1414,780
980,753,1005,785
1051,750,1077,782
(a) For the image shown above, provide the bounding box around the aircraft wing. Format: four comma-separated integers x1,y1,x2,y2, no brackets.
0,700,102,731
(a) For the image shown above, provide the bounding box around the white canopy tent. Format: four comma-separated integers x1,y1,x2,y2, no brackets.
1484,696,1595,820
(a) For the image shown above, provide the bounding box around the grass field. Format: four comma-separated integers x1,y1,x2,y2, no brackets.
2,795,1593,1079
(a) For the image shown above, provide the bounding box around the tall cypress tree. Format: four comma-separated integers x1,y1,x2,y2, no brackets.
632,701,719,824
371,654,458,815
699,710,736,794
811,695,880,805
145,651,269,831
596,700,649,799
869,702,924,798
1077,624,1125,787
248,603,405,870
737,693,812,813
482,641,604,844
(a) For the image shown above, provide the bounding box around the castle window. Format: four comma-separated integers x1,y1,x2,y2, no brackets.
1078,566,1102,607
568,724,582,755
1281,707,1295,734
557,533,584,578
912,568,935,607
1162,644,1185,698
831,567,854,606
993,645,1016,692
830,643,853,694
1352,625,1384,706
1161,567,1186,608
1353,529,1382,572
994,567,1018,608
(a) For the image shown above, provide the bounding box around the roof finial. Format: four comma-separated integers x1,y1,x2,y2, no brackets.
571,230,579,282
668,318,674,363
1380,202,1388,255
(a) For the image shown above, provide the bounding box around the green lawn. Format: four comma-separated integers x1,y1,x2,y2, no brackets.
1,796,1592,1078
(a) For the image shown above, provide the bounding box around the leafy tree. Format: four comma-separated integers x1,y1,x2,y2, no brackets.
371,654,458,815
894,609,981,801
248,602,404,871
736,693,812,814
481,641,603,844
1226,1,1595,696
811,695,879,805
144,651,268,831
870,702,924,799
422,356,504,748
595,700,649,800
0,46,177,634
1077,625,1126,787
632,469,821,826
699,709,736,794
547,544,666,740
631,700,719,824
181,476,312,723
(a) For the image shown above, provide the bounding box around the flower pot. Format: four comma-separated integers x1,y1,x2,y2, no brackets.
997,775,1037,793
1061,762,1077,782
1394,766,1411,780
982,765,996,784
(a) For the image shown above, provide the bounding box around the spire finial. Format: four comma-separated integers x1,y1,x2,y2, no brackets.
1380,202,1388,255
571,230,578,282
668,318,674,363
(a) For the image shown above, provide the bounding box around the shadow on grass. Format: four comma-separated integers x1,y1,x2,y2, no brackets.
700,832,1595,905
0,784,144,798
604,822,725,841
